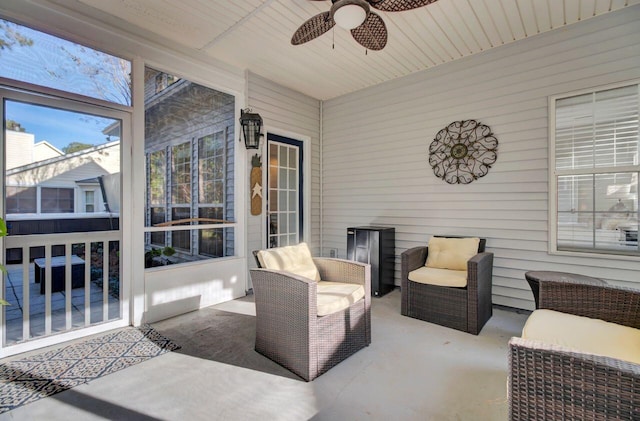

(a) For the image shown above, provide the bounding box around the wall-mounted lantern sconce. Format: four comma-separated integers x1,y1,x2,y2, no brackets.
239,109,263,149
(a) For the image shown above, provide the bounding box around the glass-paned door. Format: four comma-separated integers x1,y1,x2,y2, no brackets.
1,89,129,352
267,134,303,248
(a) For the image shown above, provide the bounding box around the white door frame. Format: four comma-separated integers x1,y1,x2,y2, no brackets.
262,127,311,249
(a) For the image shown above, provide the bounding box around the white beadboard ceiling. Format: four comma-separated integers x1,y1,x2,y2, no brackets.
70,0,639,100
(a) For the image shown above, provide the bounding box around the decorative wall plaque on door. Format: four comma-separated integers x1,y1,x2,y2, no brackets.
428,119,498,184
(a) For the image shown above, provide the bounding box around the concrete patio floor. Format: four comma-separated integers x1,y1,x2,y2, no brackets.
0,289,530,420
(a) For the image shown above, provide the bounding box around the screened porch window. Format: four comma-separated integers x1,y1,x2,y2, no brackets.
6,186,37,213
144,67,235,268
0,18,131,106
41,187,74,213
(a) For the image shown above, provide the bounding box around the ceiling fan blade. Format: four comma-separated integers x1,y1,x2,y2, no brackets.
351,12,387,50
368,0,438,12
291,11,335,45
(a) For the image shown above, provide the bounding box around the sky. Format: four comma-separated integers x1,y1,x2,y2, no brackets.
1,18,129,150
6,100,118,150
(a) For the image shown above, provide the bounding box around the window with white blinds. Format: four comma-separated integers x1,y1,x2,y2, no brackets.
552,83,639,256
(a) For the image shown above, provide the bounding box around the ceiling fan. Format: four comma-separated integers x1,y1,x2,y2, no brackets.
291,0,438,51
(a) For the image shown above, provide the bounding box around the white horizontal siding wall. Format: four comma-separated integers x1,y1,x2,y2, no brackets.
321,6,640,310
247,72,321,266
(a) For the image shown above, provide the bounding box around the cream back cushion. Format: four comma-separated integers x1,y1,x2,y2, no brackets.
256,242,321,281
522,309,640,365
425,237,480,271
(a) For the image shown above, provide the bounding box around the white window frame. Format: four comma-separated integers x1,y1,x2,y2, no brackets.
549,79,640,260
83,189,96,213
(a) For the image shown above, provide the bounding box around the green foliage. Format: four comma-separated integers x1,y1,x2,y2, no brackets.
62,142,94,154
162,246,175,257
6,120,26,132
0,218,9,306
144,246,177,268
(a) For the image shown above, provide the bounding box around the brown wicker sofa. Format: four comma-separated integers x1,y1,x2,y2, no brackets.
508,280,640,420
400,237,493,335
250,244,371,381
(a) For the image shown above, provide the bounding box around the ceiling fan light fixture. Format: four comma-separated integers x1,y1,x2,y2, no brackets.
331,0,369,30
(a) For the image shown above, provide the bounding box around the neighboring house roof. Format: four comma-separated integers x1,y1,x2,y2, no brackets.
101,122,121,138
6,140,120,177
144,78,189,109
33,140,64,156
21,161,109,187
75,177,101,184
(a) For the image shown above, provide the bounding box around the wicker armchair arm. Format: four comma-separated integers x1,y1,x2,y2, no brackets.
401,246,428,274
508,337,640,420
539,281,640,329
250,268,319,378
313,258,370,286
467,252,493,286
466,252,493,335
400,246,428,317
250,268,317,315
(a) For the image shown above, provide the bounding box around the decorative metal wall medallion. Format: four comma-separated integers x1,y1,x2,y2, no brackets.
429,120,498,184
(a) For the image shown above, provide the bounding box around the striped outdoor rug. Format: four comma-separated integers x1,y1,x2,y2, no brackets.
0,325,180,414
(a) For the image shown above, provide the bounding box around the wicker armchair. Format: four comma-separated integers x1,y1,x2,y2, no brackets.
400,237,493,335
508,281,640,420
250,253,371,382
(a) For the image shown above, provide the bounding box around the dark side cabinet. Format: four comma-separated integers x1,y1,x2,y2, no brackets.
347,226,395,297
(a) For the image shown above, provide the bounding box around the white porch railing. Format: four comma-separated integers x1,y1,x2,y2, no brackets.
3,231,120,344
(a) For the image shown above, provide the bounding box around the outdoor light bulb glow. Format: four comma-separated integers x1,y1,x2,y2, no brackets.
333,4,367,29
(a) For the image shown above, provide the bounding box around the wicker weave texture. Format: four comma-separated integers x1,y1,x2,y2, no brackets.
400,239,493,335
291,11,334,45
351,13,387,50
509,281,640,420
250,257,371,381
539,281,640,329
406,282,468,331
509,337,640,420
370,0,439,12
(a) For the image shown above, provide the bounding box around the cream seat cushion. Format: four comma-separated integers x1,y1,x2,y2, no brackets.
408,266,468,287
256,242,320,281
316,281,365,317
522,309,640,365
426,237,480,271
257,243,363,317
